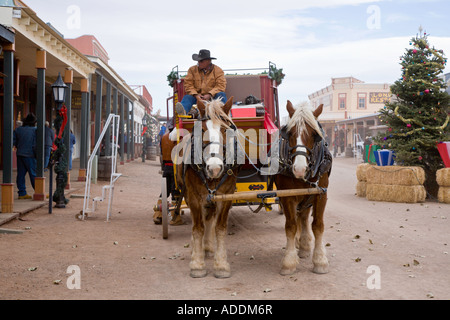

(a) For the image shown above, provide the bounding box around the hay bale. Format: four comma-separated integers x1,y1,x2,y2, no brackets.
366,184,426,203
366,166,425,186
356,163,372,182
356,181,367,198
438,187,450,204
436,168,450,187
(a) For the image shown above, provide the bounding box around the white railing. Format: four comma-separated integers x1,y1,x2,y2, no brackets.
82,114,121,221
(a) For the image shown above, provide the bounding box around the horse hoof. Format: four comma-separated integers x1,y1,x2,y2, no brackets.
153,211,162,225
280,268,296,276
214,270,231,279
313,264,329,274
190,269,207,278
169,214,184,226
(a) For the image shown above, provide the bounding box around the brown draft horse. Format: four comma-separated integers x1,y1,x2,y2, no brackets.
174,97,239,278
275,101,332,275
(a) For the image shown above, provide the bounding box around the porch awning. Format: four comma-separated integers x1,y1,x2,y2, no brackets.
0,23,14,43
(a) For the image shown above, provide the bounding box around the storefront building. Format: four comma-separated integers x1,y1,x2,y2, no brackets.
1,2,152,212
308,76,392,156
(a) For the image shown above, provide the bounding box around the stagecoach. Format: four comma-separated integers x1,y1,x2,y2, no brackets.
158,63,280,237
157,62,332,277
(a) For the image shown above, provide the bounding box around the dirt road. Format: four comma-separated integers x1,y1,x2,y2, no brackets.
0,157,448,300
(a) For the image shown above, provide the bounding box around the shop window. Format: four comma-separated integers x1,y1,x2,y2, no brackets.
339,93,346,110
358,93,367,110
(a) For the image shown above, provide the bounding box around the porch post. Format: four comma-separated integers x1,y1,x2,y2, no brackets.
33,49,46,201
131,101,135,161
112,87,118,160
113,88,118,115
64,69,73,189
120,94,125,165
104,82,112,157
95,73,103,156
78,78,89,182
126,98,131,162
1,43,15,213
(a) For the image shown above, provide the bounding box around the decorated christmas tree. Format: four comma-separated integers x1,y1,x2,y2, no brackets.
376,29,450,198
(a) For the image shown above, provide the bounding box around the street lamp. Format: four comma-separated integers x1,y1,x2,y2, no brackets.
52,73,67,105
51,73,69,209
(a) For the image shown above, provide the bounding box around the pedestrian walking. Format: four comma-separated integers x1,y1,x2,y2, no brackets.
13,113,37,200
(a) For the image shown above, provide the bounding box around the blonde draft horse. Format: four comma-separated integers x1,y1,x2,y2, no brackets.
175,97,239,279
275,101,331,275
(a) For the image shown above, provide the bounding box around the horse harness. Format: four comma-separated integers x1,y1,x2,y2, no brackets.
180,116,240,208
174,115,332,212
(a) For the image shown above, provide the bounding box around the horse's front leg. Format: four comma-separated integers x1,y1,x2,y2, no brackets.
213,203,231,278
280,199,300,276
203,216,216,258
190,206,207,278
311,196,329,274
296,207,313,258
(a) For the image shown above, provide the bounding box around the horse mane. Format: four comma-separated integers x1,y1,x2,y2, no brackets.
204,98,235,130
287,102,324,139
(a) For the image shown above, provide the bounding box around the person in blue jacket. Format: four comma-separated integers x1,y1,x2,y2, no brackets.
158,123,166,142
13,113,37,200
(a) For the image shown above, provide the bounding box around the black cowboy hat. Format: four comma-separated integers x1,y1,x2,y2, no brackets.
23,113,37,126
192,49,216,62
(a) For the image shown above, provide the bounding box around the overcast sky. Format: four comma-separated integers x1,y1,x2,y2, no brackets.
25,0,450,118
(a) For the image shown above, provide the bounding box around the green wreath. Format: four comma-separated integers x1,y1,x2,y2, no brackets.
269,65,285,86
167,71,178,88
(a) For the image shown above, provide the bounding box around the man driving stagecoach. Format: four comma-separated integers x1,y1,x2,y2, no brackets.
155,49,229,226
175,49,228,116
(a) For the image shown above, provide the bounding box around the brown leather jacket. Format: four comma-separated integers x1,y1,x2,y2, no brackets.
184,64,227,97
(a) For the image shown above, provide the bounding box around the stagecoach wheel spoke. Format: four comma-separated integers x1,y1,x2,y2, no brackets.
161,178,169,239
